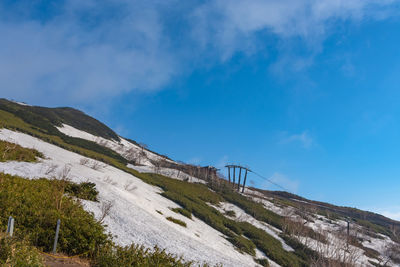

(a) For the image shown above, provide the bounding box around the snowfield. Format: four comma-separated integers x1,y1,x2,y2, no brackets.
247,193,399,267
1,127,399,267
211,202,293,252
0,129,260,267
57,124,174,167
128,164,207,184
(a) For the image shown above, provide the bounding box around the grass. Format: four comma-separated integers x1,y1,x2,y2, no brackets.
255,258,270,267
166,217,187,227
65,181,99,202
219,189,282,230
0,140,43,162
0,102,330,266
0,173,108,255
0,235,44,267
224,210,236,217
0,99,120,141
355,218,392,237
134,173,308,266
170,208,192,219
0,109,311,266
0,173,210,266
92,244,198,267
0,109,127,168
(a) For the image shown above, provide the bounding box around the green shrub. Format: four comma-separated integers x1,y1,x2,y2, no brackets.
0,101,313,266
0,99,120,141
226,234,255,256
0,173,212,266
0,173,109,255
171,208,192,219
136,173,309,266
219,189,283,230
224,210,236,217
92,244,194,267
256,258,270,267
166,217,187,227
0,140,43,162
0,236,44,267
238,222,304,267
65,181,99,202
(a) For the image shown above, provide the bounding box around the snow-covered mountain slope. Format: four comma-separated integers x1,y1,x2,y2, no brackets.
1,99,400,267
0,129,258,267
57,123,205,184
245,192,400,266
57,123,173,167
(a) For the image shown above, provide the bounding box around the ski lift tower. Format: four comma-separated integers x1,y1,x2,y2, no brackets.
225,164,251,193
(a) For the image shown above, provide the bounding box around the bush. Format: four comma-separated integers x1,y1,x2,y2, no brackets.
137,173,308,266
256,258,270,267
65,181,99,202
238,222,304,267
0,236,44,267
219,189,283,230
225,210,236,217
171,208,192,219
92,244,194,267
0,173,109,255
166,217,187,227
0,140,43,162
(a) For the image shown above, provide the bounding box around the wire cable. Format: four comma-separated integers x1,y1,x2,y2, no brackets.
250,170,290,192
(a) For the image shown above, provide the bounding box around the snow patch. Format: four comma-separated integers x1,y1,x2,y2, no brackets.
57,124,174,167
0,129,260,267
212,202,294,252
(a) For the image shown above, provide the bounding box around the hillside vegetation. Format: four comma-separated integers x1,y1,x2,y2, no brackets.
0,99,119,141
0,173,208,267
1,99,400,266
253,189,400,242
0,140,43,162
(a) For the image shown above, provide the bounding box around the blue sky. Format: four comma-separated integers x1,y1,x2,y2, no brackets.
1,0,400,219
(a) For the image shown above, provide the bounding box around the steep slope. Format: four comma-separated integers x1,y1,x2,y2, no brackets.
1,99,400,267
0,99,119,141
0,129,257,266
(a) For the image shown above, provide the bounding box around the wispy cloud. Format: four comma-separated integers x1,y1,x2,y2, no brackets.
0,0,398,105
191,0,398,59
262,172,299,193
280,131,314,148
0,1,179,104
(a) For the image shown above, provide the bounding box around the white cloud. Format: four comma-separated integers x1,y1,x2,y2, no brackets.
0,1,179,104
0,0,398,105
191,0,400,75
280,131,314,148
262,172,299,193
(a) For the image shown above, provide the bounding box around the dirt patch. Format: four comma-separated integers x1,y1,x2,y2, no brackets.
42,253,90,267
